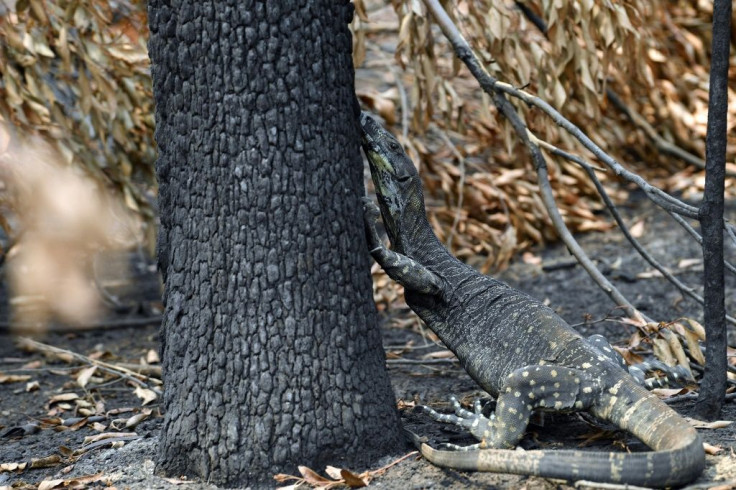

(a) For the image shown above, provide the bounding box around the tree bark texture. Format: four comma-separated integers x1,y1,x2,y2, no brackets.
695,0,731,419
148,1,402,485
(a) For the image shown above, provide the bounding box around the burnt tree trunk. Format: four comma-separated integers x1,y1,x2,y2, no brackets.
147,1,402,485
695,0,731,419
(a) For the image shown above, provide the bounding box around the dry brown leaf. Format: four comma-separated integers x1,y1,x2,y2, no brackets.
704,442,723,455
422,349,455,359
0,461,27,472
682,318,706,340
677,258,701,269
68,418,89,431
145,349,160,364
674,323,706,365
0,373,31,383
652,338,676,367
686,418,732,430
660,328,692,378
30,455,61,469
161,477,195,485
38,479,65,490
298,465,334,486
629,220,645,238
83,432,137,445
522,252,542,265
134,386,158,405
48,393,80,405
652,387,687,398
324,466,343,480
124,409,152,429
341,468,368,488
76,365,98,388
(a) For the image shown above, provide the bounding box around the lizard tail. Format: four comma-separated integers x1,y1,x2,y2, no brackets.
420,434,703,487
417,381,705,487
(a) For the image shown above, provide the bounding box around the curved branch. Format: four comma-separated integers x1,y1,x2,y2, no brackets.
541,141,736,326
422,0,645,323
491,80,699,219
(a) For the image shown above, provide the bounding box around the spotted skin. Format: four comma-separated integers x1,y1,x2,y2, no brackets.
360,112,705,488
586,334,689,389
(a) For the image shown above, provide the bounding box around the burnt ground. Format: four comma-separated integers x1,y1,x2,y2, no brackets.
1,196,736,490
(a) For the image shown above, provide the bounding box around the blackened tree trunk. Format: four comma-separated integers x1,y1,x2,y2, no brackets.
147,1,402,486
695,0,731,420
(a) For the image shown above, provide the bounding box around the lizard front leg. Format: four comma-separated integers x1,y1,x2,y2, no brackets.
420,366,601,449
362,198,443,296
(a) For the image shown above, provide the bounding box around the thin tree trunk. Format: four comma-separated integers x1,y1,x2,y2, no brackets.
695,0,731,420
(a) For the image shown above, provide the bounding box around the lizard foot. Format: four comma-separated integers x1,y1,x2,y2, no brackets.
629,359,692,389
418,396,496,446
587,334,692,389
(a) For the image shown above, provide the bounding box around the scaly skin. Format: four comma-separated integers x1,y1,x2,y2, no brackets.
360,112,705,487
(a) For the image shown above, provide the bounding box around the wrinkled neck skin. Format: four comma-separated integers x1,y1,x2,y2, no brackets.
372,172,441,261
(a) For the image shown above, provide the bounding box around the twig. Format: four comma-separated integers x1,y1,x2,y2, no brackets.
492,81,699,219
422,0,646,323
605,89,735,176
575,480,651,490
370,450,419,475
514,0,716,176
466,4,700,219
16,337,162,395
508,2,736,280
76,434,141,455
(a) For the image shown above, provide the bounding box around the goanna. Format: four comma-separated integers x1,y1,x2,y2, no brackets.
359,111,705,488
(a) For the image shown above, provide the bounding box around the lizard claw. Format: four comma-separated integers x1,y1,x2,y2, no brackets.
362,197,380,218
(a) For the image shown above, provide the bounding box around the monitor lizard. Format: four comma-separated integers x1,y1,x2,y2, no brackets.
359,111,705,487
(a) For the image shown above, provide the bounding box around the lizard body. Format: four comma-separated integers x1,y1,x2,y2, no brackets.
359,112,705,487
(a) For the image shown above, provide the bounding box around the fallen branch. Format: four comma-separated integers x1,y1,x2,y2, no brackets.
16,337,162,395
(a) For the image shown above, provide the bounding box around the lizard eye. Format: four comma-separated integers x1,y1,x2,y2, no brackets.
387,140,402,152
397,172,412,183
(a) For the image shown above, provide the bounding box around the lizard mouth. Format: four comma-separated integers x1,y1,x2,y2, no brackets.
359,112,394,173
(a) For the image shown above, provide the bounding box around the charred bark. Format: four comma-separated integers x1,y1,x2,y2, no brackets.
148,1,402,485
695,0,731,420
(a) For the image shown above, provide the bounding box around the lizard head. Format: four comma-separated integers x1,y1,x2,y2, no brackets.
359,112,426,250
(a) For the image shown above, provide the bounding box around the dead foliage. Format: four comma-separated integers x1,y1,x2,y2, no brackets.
0,0,156,247
273,451,418,489
354,1,736,270
0,338,160,484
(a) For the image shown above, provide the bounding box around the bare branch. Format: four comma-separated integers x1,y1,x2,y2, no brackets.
422,0,645,323
16,337,162,395
489,80,699,219
540,141,736,327
604,89,730,175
